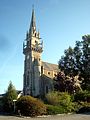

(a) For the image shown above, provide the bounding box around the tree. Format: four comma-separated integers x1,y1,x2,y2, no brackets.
81,35,90,90
3,81,17,112
59,34,90,91
59,47,75,76
54,71,81,94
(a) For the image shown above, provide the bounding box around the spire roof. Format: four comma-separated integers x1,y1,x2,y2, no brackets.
29,7,36,33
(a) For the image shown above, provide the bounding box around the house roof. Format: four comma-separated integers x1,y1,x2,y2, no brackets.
42,61,59,71
0,90,22,98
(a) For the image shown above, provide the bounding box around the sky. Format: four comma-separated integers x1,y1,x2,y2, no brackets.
0,0,90,94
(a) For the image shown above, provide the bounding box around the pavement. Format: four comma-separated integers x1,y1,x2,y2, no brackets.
0,114,90,120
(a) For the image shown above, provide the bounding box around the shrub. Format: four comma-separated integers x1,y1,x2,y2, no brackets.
45,91,74,113
46,91,72,106
46,105,65,115
76,102,90,113
0,98,3,112
77,106,90,113
16,96,46,116
45,91,59,105
74,90,90,102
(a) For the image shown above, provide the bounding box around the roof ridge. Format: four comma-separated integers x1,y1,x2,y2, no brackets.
42,61,58,66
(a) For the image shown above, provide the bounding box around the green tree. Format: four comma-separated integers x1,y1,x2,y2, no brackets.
59,34,90,91
3,81,17,112
81,35,90,90
59,47,75,76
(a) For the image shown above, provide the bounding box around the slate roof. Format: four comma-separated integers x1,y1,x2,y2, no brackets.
42,61,59,71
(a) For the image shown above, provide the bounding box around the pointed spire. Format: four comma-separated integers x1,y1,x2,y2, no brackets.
38,29,40,38
26,31,29,40
29,6,36,34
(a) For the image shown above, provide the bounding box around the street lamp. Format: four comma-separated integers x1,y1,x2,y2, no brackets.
13,99,17,113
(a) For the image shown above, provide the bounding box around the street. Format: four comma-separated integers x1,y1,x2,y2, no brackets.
0,114,90,120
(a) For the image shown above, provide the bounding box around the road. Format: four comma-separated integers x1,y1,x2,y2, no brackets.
0,114,90,120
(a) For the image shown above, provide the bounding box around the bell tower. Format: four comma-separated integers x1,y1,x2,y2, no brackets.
23,8,43,96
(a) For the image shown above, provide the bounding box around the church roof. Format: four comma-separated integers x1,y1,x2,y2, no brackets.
42,61,59,71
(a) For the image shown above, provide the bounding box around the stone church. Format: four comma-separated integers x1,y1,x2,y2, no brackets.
23,8,59,97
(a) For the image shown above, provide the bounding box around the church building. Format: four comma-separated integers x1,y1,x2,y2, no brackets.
23,8,59,97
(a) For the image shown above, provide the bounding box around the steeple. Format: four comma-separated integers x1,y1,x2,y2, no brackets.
29,7,36,34
23,8,43,96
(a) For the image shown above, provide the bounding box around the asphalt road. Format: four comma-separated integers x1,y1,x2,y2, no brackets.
0,114,90,120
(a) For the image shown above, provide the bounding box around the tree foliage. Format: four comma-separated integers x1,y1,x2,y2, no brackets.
3,81,17,112
59,35,90,90
54,71,82,93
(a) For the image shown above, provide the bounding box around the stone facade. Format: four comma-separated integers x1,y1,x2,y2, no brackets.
23,9,59,97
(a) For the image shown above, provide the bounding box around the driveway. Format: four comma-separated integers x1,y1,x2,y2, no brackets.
0,114,90,120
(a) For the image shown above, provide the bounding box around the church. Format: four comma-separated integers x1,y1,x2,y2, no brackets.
23,8,59,97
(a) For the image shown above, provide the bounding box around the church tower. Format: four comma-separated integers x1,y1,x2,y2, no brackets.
23,8,43,97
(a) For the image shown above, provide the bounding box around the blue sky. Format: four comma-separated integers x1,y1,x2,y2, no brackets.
0,0,90,94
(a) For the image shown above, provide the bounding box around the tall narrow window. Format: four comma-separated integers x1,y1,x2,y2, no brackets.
46,86,48,94
35,33,36,37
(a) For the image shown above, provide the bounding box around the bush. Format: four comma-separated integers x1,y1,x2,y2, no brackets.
0,98,3,112
76,102,90,113
16,96,46,116
45,91,74,113
45,91,59,105
77,107,90,113
46,105,65,115
74,90,90,102
46,91,72,106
